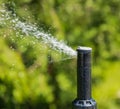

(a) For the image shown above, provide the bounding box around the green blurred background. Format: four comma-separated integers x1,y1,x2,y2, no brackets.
0,0,120,109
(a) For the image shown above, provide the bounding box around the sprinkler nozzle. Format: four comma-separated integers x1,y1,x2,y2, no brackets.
72,46,97,109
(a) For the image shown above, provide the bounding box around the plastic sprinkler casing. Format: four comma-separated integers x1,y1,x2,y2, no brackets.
72,47,97,109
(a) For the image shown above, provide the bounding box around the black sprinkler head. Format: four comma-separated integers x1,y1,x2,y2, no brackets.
72,46,97,109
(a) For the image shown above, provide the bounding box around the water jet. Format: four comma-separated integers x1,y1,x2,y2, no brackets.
72,46,97,109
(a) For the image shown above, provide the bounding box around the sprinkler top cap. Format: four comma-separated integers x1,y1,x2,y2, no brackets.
77,46,92,53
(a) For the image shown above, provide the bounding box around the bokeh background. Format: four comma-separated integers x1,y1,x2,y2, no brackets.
0,0,120,109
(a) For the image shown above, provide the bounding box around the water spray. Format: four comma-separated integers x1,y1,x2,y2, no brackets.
72,46,97,109
0,5,77,58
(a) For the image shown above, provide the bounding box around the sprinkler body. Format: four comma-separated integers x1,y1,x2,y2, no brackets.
72,47,97,109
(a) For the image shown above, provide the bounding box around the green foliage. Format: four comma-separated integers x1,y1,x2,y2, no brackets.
0,0,120,109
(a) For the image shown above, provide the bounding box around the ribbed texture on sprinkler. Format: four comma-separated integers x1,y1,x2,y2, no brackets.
72,46,97,109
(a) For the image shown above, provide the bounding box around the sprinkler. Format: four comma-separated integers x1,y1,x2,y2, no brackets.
72,47,97,109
